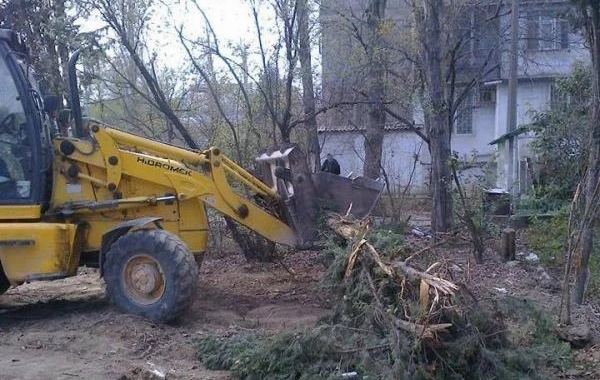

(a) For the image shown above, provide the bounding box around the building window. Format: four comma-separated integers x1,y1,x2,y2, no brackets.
550,82,569,108
527,13,569,51
476,86,496,107
455,92,473,135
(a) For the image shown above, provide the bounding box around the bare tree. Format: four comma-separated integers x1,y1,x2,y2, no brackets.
180,0,346,163
297,0,320,171
362,0,387,180
322,0,503,233
570,0,600,304
410,0,503,232
85,0,200,149
415,0,454,232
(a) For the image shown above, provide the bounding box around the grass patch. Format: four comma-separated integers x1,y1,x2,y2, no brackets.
526,210,600,295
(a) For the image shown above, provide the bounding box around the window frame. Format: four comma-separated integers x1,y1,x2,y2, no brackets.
455,91,474,135
526,11,569,52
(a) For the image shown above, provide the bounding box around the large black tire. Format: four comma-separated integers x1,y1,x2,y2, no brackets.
104,229,198,322
0,264,10,295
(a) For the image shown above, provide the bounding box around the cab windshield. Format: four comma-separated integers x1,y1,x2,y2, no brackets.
0,54,31,199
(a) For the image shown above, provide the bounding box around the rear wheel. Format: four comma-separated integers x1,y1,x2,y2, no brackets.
104,229,198,322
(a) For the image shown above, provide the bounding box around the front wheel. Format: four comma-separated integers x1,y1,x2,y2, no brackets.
104,229,198,322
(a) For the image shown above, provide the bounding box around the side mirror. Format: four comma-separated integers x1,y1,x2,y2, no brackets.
43,94,60,115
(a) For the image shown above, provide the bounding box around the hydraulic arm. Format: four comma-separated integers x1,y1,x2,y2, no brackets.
51,120,299,249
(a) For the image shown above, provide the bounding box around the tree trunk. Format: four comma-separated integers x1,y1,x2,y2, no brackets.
429,114,453,233
421,0,453,232
297,0,320,172
224,217,277,262
574,1,600,303
363,0,387,180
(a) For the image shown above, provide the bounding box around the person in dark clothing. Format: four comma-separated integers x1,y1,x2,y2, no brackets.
321,153,341,175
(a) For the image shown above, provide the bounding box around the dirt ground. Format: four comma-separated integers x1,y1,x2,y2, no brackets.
1,224,599,379
0,251,329,380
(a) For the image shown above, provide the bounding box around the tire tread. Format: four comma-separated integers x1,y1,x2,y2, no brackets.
104,229,198,322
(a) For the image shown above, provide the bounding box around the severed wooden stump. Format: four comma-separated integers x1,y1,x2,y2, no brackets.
500,228,516,262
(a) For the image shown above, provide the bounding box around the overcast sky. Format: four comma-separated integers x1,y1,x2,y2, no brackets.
153,0,281,70
79,1,320,83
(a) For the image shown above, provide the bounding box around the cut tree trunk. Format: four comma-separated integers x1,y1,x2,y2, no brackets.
501,228,516,262
363,0,387,180
428,114,453,233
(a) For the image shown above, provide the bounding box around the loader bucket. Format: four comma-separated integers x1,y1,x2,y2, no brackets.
256,145,318,249
311,171,384,219
255,145,384,248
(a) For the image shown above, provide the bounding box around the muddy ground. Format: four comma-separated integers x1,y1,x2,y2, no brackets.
0,251,329,380
0,226,599,379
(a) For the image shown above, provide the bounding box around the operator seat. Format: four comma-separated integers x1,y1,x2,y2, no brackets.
0,157,17,200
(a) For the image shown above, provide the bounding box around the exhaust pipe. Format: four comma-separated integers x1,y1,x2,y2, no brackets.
67,49,84,138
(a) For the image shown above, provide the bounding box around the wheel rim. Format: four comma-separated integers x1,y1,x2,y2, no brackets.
122,254,166,305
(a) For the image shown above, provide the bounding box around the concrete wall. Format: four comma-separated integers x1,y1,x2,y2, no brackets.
453,103,497,160
319,130,431,194
493,79,552,189
318,128,498,194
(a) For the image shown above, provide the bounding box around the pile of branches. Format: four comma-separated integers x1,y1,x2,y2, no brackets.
327,214,457,339
196,214,551,379
320,214,533,379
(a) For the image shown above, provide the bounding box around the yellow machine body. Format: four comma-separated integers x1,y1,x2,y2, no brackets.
0,120,297,285
0,29,383,321
0,223,79,284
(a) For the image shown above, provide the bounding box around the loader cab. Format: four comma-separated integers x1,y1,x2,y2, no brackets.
0,30,53,213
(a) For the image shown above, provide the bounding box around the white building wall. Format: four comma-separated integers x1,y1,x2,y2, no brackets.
319,131,431,193
453,104,497,160
495,80,551,147
319,132,364,177
381,132,429,193
494,79,553,189
520,48,589,78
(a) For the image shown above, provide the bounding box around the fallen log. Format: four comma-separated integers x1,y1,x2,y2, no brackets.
327,214,459,315
395,319,453,340
392,260,458,295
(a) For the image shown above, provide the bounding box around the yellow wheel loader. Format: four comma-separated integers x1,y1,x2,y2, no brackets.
0,30,383,321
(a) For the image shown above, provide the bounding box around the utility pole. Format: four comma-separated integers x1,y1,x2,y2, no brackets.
506,0,519,198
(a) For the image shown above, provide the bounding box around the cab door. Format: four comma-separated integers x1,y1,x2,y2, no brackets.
0,39,45,218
